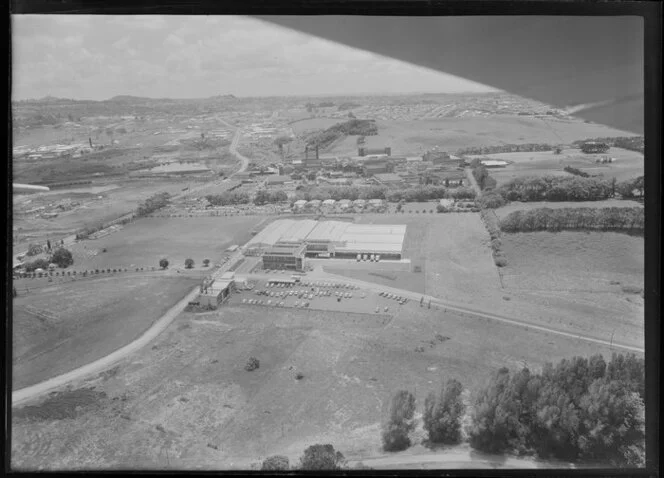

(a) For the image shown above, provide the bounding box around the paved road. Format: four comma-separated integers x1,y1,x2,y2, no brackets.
12,251,244,407
238,270,643,354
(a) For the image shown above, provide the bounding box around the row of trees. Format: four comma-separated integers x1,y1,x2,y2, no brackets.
572,136,644,154
497,175,614,202
306,119,378,149
499,207,645,233
295,185,476,203
261,444,348,471
136,192,171,217
468,353,645,466
457,143,553,156
205,191,252,206
469,159,497,191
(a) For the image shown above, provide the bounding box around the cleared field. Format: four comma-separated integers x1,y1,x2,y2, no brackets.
12,274,200,390
468,147,643,186
13,178,193,249
63,216,263,271
11,301,620,470
325,116,639,156
499,231,644,346
494,199,644,221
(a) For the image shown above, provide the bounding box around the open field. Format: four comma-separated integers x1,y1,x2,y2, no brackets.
499,231,644,346
324,116,639,156
11,300,622,470
467,147,643,185
494,198,644,221
12,274,200,390
63,216,264,271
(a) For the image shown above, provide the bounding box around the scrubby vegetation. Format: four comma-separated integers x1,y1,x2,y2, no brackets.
499,207,644,234
467,353,645,466
253,190,288,205
50,247,74,268
616,176,644,199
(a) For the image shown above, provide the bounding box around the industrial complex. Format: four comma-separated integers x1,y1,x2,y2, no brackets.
244,218,407,269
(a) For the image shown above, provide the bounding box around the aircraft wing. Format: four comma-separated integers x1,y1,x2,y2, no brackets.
257,16,644,134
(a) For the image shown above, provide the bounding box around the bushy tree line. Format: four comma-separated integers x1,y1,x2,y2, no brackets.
253,190,288,205
572,137,644,154
499,207,644,234
136,192,170,217
261,444,347,471
424,379,466,444
498,175,613,202
307,119,378,149
456,143,553,156
564,166,590,177
382,390,417,451
205,191,251,206
468,353,645,466
477,191,507,209
616,176,644,199
294,185,475,203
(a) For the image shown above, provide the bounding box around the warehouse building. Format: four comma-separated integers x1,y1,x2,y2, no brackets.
246,219,406,260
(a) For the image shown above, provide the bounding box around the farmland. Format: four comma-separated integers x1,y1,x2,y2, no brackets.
11,300,620,470
324,116,640,156
12,274,200,390
62,216,264,271
467,147,643,186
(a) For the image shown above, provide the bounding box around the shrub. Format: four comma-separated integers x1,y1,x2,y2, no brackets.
494,257,508,267
245,357,260,371
478,191,507,209
261,455,290,471
159,258,169,269
24,258,50,272
299,444,346,471
185,258,195,269
203,259,210,267
27,243,43,256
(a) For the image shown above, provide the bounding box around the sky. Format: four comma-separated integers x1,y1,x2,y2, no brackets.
11,15,496,100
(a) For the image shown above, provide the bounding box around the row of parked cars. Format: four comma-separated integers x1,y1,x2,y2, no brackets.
241,298,309,308
379,291,409,305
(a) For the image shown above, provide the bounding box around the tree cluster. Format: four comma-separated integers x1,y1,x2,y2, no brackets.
467,353,645,466
457,143,553,156
499,207,644,234
382,390,417,452
424,379,466,445
136,192,170,217
497,175,613,202
253,189,288,205
337,102,361,111
24,258,51,272
580,142,610,154
470,161,497,191
299,444,346,470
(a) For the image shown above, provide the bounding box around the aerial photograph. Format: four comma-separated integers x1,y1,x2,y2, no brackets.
10,13,648,471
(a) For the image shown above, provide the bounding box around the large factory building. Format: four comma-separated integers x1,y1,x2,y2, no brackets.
247,219,407,266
